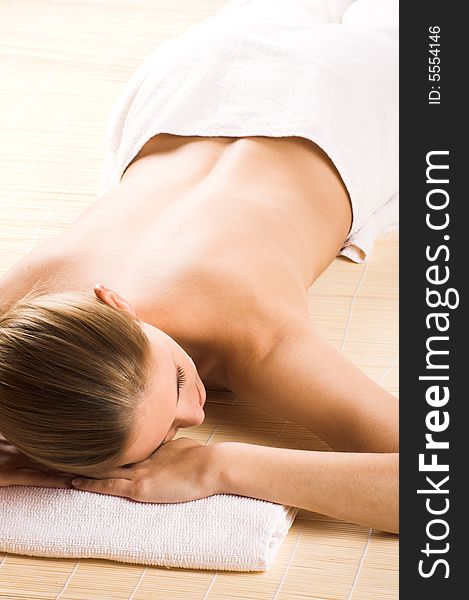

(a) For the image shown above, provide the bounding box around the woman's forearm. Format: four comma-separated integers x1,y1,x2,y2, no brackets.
213,443,399,534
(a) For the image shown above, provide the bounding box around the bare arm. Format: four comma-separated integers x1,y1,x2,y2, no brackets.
217,318,399,532
0,437,75,490
215,442,398,533
226,319,398,453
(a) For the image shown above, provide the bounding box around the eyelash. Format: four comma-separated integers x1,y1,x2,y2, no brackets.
176,365,186,391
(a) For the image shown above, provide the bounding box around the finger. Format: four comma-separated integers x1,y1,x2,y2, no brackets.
5,470,74,489
10,457,51,470
85,465,130,478
4,453,52,471
71,477,137,498
39,468,80,476
8,461,75,476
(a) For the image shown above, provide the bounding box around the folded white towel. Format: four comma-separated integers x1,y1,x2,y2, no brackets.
340,191,399,262
97,0,398,264
0,487,298,571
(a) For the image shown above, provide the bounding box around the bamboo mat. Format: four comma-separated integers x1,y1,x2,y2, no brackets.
0,1,399,598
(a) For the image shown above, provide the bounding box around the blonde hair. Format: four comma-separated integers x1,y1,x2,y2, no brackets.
0,289,153,475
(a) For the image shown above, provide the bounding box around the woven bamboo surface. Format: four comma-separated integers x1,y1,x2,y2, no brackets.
0,1,398,598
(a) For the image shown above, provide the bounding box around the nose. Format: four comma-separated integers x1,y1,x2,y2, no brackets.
175,393,204,428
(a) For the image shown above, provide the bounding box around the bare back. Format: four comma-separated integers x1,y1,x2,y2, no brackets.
0,134,352,389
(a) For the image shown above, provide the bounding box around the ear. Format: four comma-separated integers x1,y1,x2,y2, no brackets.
93,283,137,317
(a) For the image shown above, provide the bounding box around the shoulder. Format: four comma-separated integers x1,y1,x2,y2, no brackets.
219,299,310,391
0,243,64,316
143,258,310,382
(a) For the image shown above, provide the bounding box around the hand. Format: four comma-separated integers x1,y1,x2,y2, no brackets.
0,437,75,489
71,437,221,503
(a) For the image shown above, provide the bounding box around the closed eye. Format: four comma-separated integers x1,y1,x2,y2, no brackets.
176,364,186,393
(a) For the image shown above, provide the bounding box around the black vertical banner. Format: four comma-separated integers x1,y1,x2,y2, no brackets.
400,2,465,597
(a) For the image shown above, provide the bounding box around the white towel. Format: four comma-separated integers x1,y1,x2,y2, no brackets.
0,486,298,572
97,0,398,264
